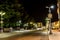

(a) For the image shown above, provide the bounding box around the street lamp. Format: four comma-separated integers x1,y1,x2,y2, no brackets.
46,5,54,34
46,5,54,13
0,11,5,33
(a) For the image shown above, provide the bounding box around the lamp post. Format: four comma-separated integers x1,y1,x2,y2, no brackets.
46,5,54,34
0,11,5,33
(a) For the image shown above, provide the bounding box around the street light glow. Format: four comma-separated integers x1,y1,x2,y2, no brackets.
2,12,5,15
0,12,5,15
50,5,54,9
46,5,54,9
0,12,2,14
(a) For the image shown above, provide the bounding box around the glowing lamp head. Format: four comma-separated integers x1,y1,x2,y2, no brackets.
50,5,54,9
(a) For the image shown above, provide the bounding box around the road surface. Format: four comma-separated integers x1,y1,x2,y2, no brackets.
0,31,49,40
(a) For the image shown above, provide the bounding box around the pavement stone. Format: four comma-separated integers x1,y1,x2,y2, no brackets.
49,32,60,40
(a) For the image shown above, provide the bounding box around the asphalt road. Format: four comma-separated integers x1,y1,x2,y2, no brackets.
0,31,49,40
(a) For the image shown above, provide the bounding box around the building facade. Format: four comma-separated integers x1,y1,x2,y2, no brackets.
57,0,60,28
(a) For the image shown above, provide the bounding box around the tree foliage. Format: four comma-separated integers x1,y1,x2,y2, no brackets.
0,0,34,28
0,0,24,27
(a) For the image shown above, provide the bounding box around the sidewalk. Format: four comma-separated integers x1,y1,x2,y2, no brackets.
0,32,23,38
0,30,36,38
49,30,60,40
0,33,17,38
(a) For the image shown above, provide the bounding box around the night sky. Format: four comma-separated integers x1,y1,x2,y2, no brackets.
0,0,58,23
22,0,58,22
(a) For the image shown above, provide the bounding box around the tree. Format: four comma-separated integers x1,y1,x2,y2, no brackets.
0,0,35,28
0,0,24,27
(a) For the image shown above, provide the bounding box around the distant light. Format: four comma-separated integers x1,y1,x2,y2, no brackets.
30,22,33,24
